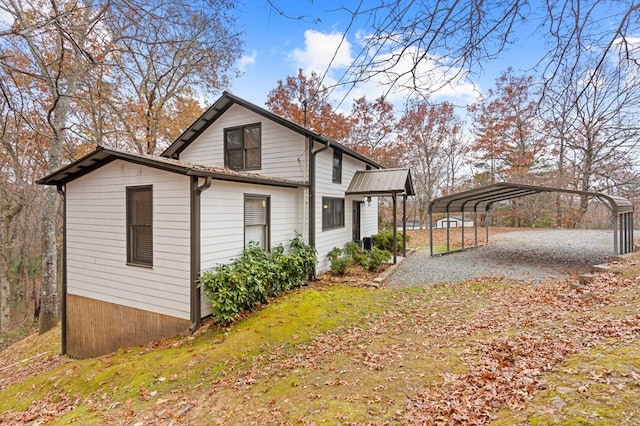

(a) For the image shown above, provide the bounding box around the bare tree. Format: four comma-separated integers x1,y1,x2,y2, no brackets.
396,100,462,227
97,0,243,154
346,95,395,161
544,58,640,225
0,0,111,333
0,61,48,332
468,68,546,183
266,69,351,141
267,1,640,103
0,0,243,334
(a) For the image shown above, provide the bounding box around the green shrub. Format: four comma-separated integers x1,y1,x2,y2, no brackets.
327,247,349,275
367,247,391,272
327,241,392,275
371,228,409,252
199,235,317,326
343,241,368,268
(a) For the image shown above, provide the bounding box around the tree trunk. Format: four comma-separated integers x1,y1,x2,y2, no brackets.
0,273,10,332
39,186,59,334
39,95,66,334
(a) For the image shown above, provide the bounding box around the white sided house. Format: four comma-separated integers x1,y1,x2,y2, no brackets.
38,92,414,358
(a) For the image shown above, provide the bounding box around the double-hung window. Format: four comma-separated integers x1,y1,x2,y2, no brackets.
225,124,261,170
126,186,153,266
245,195,270,249
322,197,344,230
332,151,342,183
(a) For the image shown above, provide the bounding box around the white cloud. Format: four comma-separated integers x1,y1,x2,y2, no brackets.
330,45,481,110
0,7,13,29
289,29,353,74
239,49,257,73
285,29,480,112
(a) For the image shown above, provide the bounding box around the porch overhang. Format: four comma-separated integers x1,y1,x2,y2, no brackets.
346,168,415,263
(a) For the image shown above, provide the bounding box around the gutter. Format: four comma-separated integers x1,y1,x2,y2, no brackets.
308,137,330,251
57,184,67,355
189,176,212,333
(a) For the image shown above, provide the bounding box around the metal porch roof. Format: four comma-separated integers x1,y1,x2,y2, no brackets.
429,182,634,215
346,168,415,196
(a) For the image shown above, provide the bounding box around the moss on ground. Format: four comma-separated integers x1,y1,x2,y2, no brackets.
491,342,640,425
2,252,640,424
0,284,390,422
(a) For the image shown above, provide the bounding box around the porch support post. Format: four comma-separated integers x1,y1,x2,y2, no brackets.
402,193,407,257
392,193,397,264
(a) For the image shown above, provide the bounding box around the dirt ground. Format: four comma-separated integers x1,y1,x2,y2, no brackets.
406,226,516,247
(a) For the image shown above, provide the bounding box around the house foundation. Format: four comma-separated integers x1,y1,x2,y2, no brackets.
66,294,190,358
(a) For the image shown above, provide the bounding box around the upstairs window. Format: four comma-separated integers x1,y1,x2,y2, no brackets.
332,151,342,183
127,186,153,267
245,195,270,250
322,197,344,230
225,124,261,170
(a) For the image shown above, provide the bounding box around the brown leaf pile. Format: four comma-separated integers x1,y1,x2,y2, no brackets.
2,259,639,425
167,271,640,425
401,273,640,424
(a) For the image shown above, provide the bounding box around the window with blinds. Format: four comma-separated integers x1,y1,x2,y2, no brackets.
244,195,269,249
127,186,153,266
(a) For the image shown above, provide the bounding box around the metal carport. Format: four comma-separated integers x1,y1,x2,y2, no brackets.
428,182,634,256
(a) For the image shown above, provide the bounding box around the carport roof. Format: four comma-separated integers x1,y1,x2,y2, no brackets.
429,182,633,215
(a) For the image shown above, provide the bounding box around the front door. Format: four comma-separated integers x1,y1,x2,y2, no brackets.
352,201,361,243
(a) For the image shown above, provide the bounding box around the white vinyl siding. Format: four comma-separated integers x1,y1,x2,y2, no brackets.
313,144,379,272
66,161,191,319
199,182,304,317
360,197,379,241
179,104,308,182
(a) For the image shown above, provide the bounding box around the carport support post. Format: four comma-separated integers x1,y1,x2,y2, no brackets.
461,208,465,250
613,213,619,256
474,210,478,247
429,211,433,256
628,212,634,253
446,212,451,252
485,211,489,245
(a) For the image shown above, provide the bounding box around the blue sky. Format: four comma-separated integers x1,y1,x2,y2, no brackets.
228,1,546,112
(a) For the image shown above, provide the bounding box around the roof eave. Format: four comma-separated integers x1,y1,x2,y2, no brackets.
161,91,383,169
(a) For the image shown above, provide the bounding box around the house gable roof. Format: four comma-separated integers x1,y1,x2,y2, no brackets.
37,146,307,188
161,91,382,169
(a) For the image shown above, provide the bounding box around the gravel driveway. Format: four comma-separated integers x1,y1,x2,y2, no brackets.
386,229,616,287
